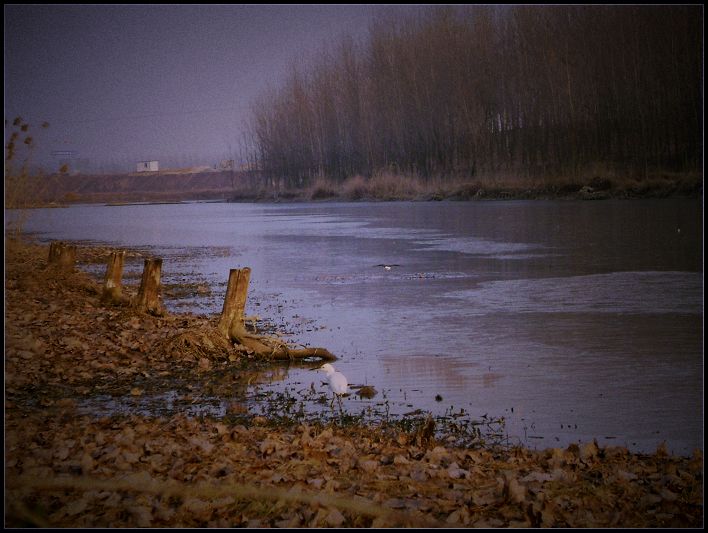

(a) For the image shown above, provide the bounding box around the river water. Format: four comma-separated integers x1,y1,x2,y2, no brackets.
17,198,703,455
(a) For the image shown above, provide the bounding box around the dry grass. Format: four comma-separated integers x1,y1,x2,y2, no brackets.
341,174,368,200
308,176,339,200
303,164,701,202
12,163,701,206
319,171,428,201
367,170,426,200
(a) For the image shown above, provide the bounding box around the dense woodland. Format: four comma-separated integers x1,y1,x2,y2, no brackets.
245,5,702,188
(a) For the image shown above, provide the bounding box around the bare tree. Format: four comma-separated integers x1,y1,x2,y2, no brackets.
245,5,702,187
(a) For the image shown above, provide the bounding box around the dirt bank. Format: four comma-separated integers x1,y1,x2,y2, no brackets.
4,238,703,527
19,169,241,206
13,168,703,207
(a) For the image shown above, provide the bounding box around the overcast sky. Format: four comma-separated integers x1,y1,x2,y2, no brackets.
4,4,426,172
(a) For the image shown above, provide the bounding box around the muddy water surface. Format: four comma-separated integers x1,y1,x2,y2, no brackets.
19,199,703,455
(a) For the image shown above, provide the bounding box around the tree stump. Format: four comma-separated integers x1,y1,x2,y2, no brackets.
217,267,336,361
48,241,62,264
48,241,76,271
101,251,127,304
134,257,165,316
218,267,251,337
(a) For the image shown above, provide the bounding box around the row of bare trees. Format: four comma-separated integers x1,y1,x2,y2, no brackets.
245,5,702,187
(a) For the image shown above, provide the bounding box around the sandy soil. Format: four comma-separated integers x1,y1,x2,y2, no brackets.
4,237,703,528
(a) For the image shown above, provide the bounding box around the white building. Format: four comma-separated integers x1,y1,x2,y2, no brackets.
136,160,159,172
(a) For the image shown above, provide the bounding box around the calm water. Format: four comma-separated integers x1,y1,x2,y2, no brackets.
17,199,703,455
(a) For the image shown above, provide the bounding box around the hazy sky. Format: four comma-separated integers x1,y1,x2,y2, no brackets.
4,4,425,172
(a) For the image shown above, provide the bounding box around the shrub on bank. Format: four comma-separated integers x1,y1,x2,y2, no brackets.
309,177,338,200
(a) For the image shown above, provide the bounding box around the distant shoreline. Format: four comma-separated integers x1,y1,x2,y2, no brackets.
10,169,702,209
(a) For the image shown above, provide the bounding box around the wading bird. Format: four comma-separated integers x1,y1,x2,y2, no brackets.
317,363,349,410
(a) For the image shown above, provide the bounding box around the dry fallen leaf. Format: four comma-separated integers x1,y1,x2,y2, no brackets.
506,476,527,504
3,239,704,530
325,508,346,527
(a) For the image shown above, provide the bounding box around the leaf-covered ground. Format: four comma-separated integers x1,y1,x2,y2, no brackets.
4,237,703,528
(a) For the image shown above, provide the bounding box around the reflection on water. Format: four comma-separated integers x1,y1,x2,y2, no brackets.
18,199,703,455
74,365,292,419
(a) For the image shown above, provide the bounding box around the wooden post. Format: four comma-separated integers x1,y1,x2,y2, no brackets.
101,251,126,304
58,244,76,270
134,257,165,316
218,267,251,337
48,241,62,264
48,241,76,271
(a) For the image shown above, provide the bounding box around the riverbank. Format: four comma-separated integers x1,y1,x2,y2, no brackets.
9,168,703,207
4,237,704,527
235,171,704,204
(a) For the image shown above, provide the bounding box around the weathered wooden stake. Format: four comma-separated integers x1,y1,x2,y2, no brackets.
218,267,251,337
48,241,76,271
59,245,76,269
48,241,62,264
134,257,165,316
101,251,126,304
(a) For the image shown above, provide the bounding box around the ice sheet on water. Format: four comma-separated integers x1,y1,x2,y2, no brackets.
306,270,471,285
442,271,702,315
414,236,547,258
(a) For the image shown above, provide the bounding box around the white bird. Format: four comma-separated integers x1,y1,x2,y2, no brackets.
318,363,349,410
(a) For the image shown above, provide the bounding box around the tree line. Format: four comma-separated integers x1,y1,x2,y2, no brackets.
245,5,702,188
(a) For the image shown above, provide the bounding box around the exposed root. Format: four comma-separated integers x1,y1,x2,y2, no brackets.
229,322,336,362
156,321,337,365
159,326,238,363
